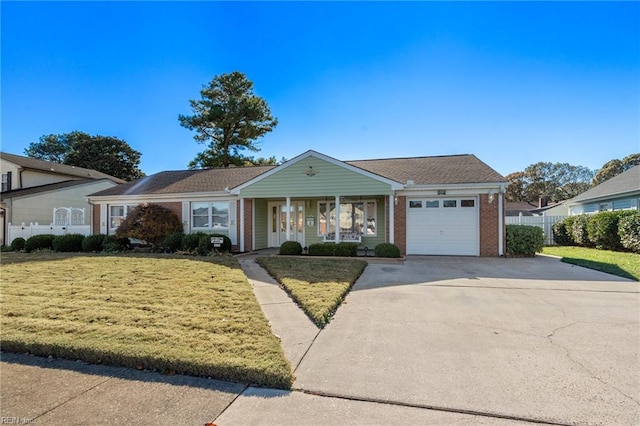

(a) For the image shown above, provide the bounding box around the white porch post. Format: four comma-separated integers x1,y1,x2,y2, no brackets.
334,195,340,244
388,194,395,244
498,192,504,256
239,198,245,252
286,197,291,241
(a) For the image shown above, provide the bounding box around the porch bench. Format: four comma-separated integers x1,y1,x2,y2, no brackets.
323,232,362,243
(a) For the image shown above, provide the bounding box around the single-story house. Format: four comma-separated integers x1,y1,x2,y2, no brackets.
1,152,124,245
506,200,568,217
88,150,508,256
566,165,639,215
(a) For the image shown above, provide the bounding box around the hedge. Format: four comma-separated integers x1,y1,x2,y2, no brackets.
10,237,26,252
196,234,232,255
52,234,85,252
569,215,592,247
279,241,302,255
586,211,635,251
162,231,185,253
25,234,56,253
506,225,544,256
619,212,640,253
102,235,131,252
374,243,401,258
82,234,106,252
307,242,358,257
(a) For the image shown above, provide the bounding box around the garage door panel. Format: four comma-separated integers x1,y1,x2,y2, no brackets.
406,197,478,256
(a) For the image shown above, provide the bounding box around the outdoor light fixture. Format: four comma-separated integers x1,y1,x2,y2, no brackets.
488,191,495,204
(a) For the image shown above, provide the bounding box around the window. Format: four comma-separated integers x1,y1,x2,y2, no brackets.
425,200,439,208
192,202,229,230
318,201,377,236
409,200,422,208
598,203,611,212
443,200,457,208
461,199,475,207
109,205,137,234
1,173,7,192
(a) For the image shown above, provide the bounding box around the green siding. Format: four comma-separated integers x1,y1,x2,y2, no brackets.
254,199,269,249
239,156,393,198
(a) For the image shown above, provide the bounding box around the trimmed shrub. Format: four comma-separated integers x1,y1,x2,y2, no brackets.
102,235,131,252
52,234,85,252
162,231,185,253
308,243,335,256
279,241,302,255
82,234,106,252
619,212,640,253
506,225,544,256
10,237,26,252
115,203,183,245
196,234,232,255
374,243,401,258
182,232,205,251
552,218,574,246
334,242,358,257
25,234,56,253
570,215,592,247
587,211,633,251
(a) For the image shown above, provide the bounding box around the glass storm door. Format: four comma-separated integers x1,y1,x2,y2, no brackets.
269,202,304,247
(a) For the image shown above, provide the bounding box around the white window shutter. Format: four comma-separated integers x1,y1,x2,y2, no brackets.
182,202,190,234
228,201,237,245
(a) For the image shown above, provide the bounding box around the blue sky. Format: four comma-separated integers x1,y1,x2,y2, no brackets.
2,1,639,177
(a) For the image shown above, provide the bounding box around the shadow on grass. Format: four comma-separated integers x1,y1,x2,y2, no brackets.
561,257,637,281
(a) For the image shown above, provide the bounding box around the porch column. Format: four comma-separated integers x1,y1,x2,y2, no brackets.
389,194,395,244
285,197,291,241
239,198,245,252
334,195,340,244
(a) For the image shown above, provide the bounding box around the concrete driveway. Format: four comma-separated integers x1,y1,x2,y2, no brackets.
288,256,640,425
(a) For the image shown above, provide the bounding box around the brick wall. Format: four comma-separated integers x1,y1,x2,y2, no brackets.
153,202,182,225
479,194,503,256
394,196,407,255
243,199,252,252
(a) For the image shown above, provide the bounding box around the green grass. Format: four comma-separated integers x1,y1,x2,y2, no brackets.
542,246,639,281
0,252,293,388
257,257,367,328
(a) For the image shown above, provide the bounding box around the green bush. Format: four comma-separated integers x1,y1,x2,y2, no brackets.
25,234,56,253
10,237,26,252
374,243,401,258
506,225,544,256
115,203,183,245
334,242,358,257
586,211,634,251
308,243,335,256
82,234,106,252
570,215,592,247
102,235,131,252
552,217,574,246
619,212,640,253
279,241,302,255
196,234,232,255
162,231,185,253
182,232,208,251
52,234,85,252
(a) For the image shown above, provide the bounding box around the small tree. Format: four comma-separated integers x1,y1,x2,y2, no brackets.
115,204,183,245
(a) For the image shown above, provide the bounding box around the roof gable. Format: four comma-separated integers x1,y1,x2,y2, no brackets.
568,165,640,205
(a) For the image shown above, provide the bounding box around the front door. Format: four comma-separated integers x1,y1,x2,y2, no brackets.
269,202,305,247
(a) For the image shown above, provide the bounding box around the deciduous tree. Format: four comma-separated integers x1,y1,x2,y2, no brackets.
178,71,278,169
505,162,594,203
24,131,144,181
592,153,640,186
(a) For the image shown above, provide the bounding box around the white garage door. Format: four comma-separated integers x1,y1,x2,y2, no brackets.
406,197,479,256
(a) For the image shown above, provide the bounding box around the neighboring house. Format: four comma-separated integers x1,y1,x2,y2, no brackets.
566,165,640,215
0,152,124,245
506,201,568,217
89,150,507,256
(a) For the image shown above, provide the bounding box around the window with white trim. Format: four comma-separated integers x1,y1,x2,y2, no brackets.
318,201,376,236
192,202,229,230
1,174,8,192
109,204,137,234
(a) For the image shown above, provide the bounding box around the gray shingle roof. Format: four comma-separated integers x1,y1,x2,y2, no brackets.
1,152,125,184
346,154,506,185
568,165,640,204
89,153,506,197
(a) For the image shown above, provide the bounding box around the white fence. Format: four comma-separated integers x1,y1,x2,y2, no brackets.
505,214,568,245
7,223,91,245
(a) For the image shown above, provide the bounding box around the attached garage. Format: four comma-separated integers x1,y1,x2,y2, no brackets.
406,197,479,256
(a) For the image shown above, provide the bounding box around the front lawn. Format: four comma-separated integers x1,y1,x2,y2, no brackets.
0,253,293,388
256,257,367,328
542,246,639,281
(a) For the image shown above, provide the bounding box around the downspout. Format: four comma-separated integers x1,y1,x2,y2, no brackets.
498,185,505,256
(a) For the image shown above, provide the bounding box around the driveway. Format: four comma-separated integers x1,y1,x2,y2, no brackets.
288,256,640,425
